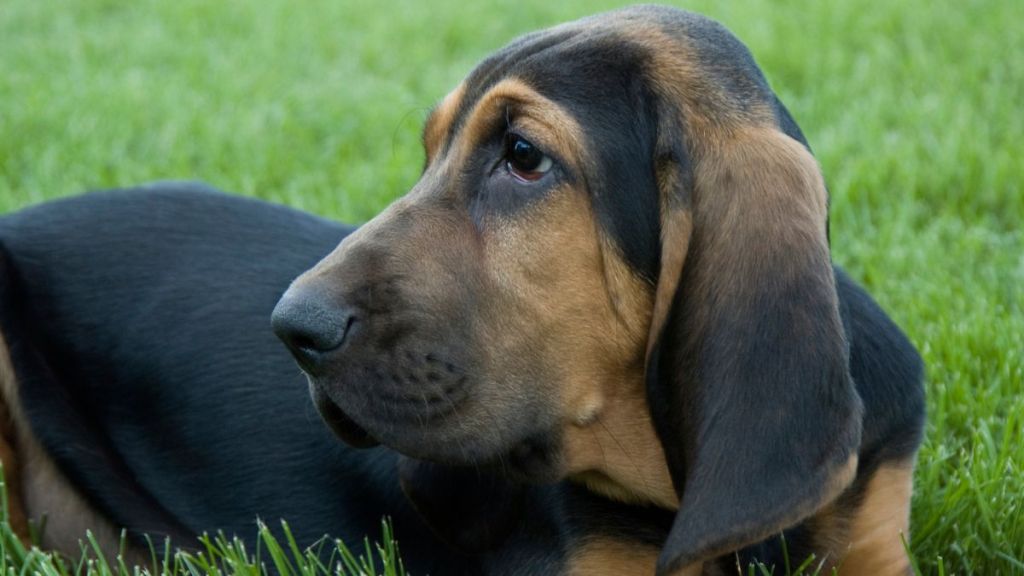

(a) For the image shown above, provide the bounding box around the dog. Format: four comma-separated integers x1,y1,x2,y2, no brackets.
0,6,924,575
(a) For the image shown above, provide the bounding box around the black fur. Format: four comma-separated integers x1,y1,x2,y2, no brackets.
0,183,924,575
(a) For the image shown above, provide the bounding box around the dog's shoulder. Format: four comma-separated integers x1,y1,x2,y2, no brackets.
1,182,350,276
0,182,352,370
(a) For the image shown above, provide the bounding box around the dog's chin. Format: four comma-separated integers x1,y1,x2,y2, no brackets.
309,382,380,448
392,431,566,484
309,380,565,483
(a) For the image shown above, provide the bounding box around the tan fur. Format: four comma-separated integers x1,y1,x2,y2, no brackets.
626,25,776,136
505,14,744,135
479,187,661,488
449,81,676,505
564,400,676,510
828,455,861,513
837,464,914,576
423,82,466,163
694,126,830,281
564,239,676,507
0,345,29,545
0,330,35,545
803,500,850,573
455,78,587,168
0,330,145,563
644,205,691,363
567,538,660,576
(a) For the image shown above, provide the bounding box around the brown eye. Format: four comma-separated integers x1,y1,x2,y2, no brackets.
505,134,553,182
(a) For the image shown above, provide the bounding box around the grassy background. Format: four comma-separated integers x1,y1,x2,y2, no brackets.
1,0,1021,573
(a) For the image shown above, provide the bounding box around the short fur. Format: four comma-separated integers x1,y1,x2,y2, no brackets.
0,6,924,575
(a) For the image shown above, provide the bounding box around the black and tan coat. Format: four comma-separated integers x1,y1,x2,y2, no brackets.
0,6,924,575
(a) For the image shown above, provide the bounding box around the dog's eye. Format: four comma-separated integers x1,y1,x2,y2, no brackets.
504,134,553,182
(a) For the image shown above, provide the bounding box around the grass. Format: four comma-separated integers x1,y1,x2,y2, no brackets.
1,0,1021,573
1,465,406,576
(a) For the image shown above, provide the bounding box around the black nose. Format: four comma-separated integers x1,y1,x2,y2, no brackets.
271,286,356,373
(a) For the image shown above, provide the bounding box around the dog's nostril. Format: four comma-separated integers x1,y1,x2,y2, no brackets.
290,316,353,353
271,287,357,372
291,333,328,355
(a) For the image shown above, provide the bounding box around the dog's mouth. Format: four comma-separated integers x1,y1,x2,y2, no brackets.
309,377,565,482
309,381,380,448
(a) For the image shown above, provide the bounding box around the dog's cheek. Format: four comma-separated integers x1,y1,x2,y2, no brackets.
476,188,639,424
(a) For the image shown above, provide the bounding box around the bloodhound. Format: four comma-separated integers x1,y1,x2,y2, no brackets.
0,6,924,576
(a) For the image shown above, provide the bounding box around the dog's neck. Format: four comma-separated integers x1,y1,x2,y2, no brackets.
562,379,679,510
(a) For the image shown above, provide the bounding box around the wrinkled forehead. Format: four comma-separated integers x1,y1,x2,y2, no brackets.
437,7,779,140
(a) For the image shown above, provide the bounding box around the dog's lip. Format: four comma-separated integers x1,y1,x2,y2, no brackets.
309,381,380,448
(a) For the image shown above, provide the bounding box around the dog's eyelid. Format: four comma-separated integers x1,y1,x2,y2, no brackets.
502,126,564,164
501,132,558,183
503,120,549,150
503,120,581,176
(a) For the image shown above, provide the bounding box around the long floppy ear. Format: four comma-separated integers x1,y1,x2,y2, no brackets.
646,125,863,575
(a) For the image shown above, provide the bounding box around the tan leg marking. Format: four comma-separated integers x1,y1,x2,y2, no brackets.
0,330,148,563
838,464,914,576
0,395,30,544
0,330,32,544
568,539,660,576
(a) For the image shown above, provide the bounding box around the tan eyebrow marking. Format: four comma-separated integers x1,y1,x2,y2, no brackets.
455,77,586,170
423,82,466,163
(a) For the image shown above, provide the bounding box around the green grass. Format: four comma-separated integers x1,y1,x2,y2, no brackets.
1,0,1021,574
1,465,406,576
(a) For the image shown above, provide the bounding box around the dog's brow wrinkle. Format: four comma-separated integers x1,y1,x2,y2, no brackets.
450,28,585,139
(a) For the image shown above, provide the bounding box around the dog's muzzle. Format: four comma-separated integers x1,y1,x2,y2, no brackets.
272,285,379,448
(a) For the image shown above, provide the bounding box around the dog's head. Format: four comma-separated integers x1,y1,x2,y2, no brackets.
273,6,862,572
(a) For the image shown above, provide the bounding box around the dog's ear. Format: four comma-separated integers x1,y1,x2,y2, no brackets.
397,456,525,553
645,124,863,575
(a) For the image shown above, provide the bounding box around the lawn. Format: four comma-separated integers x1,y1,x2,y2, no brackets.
1,0,1022,574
